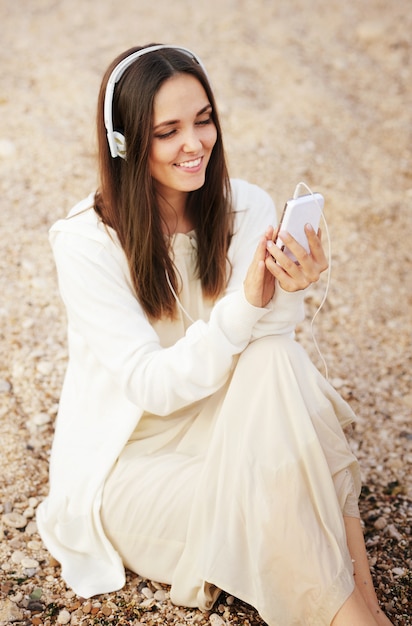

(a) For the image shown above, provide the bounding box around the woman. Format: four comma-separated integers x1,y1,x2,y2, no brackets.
37,44,392,625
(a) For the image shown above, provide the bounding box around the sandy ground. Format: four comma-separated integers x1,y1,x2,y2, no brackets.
0,0,411,624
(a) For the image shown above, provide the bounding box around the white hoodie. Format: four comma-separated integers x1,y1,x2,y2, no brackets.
37,179,306,597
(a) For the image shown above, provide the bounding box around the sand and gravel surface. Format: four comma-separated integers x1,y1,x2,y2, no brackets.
0,0,411,624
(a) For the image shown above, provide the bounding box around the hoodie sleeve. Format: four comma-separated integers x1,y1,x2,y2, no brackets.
51,228,267,416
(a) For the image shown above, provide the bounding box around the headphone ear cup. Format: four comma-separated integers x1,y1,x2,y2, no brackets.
113,131,127,159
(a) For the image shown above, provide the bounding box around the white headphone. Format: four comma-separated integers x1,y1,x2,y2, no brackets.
103,44,208,159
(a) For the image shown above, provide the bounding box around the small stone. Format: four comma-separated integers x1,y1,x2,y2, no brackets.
82,601,92,614
21,557,39,569
27,600,45,613
141,586,153,599
387,524,403,542
392,567,405,577
209,614,226,626
36,361,54,376
154,589,166,602
57,608,71,624
0,379,11,393
2,512,27,529
373,516,387,531
101,604,112,616
32,412,52,426
9,592,23,604
25,520,38,535
0,598,24,623
11,550,25,564
9,537,21,549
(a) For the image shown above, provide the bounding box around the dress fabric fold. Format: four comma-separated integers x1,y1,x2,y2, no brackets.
101,232,361,626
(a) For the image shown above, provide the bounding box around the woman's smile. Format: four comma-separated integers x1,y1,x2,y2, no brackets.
174,156,203,171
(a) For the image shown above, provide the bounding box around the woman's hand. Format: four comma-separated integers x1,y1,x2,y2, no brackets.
265,224,328,292
243,233,276,308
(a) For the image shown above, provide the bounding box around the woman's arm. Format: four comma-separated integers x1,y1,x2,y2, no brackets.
51,230,267,416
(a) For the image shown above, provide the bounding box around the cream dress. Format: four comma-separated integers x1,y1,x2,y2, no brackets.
101,232,361,626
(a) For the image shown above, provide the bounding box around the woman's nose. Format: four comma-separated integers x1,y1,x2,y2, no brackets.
182,128,202,152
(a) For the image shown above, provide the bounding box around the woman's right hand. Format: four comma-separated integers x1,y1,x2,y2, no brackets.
243,234,276,308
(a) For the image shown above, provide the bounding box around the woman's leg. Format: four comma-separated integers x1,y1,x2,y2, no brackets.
342,516,394,626
331,585,379,625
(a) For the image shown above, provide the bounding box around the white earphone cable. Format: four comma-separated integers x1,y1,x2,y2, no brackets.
165,269,196,324
293,181,331,380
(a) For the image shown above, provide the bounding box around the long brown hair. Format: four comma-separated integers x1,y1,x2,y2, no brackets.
95,45,233,319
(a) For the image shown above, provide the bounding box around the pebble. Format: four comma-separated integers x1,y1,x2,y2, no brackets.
392,567,405,577
21,557,39,569
57,608,71,624
0,379,11,393
82,601,92,614
8,537,21,549
154,589,167,602
141,586,154,599
26,520,38,535
209,614,226,626
3,502,12,514
2,512,27,529
36,361,55,376
387,524,403,542
0,598,24,623
373,516,387,531
23,506,35,518
9,592,23,604
11,550,25,564
31,412,52,426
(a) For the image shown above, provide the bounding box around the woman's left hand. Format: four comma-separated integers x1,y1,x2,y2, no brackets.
265,224,328,292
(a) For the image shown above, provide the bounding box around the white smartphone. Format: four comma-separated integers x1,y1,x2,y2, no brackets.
275,192,324,261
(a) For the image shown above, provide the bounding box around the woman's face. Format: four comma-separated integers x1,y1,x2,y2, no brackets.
149,73,217,207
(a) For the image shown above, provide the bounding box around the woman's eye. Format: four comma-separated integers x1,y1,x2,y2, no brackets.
154,117,213,140
155,129,176,140
196,117,213,126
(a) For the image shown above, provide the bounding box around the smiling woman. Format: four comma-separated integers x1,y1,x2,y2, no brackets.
149,74,218,229
37,44,393,626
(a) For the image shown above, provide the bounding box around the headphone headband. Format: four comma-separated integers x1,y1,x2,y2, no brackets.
103,45,208,159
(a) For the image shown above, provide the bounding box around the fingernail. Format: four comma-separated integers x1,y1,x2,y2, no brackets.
266,240,274,249
305,223,314,232
279,230,289,240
